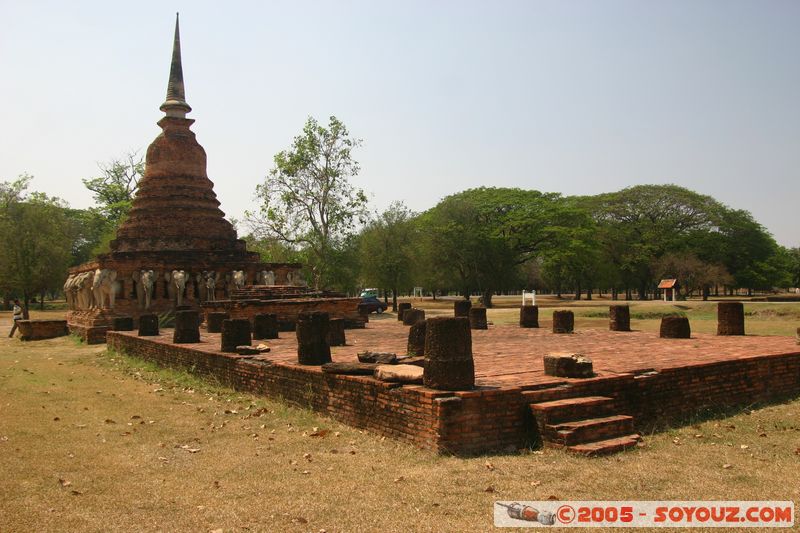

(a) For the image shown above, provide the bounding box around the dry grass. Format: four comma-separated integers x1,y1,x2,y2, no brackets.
1,309,799,532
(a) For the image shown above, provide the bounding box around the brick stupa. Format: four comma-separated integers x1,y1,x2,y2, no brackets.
65,15,303,342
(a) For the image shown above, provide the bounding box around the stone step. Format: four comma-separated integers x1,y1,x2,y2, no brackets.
566,434,642,456
522,385,572,403
546,415,635,446
530,396,616,426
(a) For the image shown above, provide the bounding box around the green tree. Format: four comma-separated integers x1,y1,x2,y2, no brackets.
359,202,416,310
788,247,800,289
82,151,143,225
246,116,368,288
81,151,144,255
417,188,578,307
0,176,73,316
589,185,722,299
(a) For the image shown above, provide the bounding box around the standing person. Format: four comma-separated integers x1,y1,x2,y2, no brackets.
9,299,22,338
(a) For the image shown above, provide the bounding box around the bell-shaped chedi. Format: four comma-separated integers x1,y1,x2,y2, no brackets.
111,14,242,254
66,14,309,343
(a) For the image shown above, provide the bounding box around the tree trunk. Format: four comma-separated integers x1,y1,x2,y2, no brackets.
611,287,618,300
383,289,388,304
391,288,398,312
638,281,648,300
40,290,45,310
574,282,581,300
702,286,709,301
586,287,593,301
22,291,31,319
481,289,494,309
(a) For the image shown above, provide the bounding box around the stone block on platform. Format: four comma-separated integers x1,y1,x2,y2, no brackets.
543,352,594,378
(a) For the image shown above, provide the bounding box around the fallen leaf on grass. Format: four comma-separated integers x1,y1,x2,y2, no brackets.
530,481,541,487
484,486,495,493
393,476,405,483
53,417,60,422
292,517,308,524
547,495,559,501
310,429,330,438
794,448,800,456
303,453,312,461
177,444,201,453
722,464,733,469
58,478,71,487
740,444,749,450
484,461,495,471
104,419,116,424
70,490,83,496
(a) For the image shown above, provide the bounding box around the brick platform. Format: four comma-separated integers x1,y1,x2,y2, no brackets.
107,317,800,455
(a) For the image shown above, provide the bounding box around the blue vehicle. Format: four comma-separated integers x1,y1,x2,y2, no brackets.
360,295,388,314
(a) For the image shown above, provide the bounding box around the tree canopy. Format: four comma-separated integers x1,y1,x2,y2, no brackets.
246,116,368,288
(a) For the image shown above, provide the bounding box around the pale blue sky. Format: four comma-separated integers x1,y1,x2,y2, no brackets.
1,1,797,245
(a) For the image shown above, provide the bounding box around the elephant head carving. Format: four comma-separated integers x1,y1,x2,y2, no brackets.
133,269,157,309
92,269,118,310
258,270,275,286
169,270,188,307
203,271,218,302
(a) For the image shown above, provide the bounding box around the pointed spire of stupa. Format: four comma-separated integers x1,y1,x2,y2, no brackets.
160,13,192,118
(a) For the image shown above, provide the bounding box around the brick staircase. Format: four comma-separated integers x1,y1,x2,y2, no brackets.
527,390,642,456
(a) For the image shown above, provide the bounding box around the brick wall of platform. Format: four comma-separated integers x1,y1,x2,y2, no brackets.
106,332,800,454
201,297,366,331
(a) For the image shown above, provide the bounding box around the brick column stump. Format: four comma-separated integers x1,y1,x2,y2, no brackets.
468,307,488,330
221,318,252,353
423,317,474,390
519,305,539,328
138,314,159,336
403,308,425,326
112,316,134,331
327,318,346,346
253,313,279,340
609,305,631,332
296,312,332,365
407,320,427,356
717,302,745,336
552,310,574,334
173,310,200,344
206,312,229,333
454,300,472,318
660,316,691,338
397,302,412,321
356,304,370,323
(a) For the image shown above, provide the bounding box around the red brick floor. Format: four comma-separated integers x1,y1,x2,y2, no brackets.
152,315,800,390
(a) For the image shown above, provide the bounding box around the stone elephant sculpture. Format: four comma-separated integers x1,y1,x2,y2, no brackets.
203,271,218,302
63,275,76,310
258,270,275,286
232,270,246,290
74,271,95,310
133,269,157,310
287,271,307,287
166,270,188,307
92,268,118,310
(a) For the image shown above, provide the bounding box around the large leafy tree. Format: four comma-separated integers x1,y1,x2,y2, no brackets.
0,176,73,316
247,116,368,288
81,150,144,254
589,185,723,299
418,188,580,306
359,202,416,310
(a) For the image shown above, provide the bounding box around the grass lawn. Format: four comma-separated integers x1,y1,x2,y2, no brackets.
1,306,798,532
